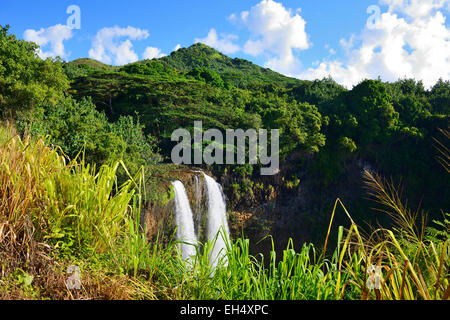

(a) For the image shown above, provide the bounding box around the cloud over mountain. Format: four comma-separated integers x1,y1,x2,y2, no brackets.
233,0,310,75
24,24,73,59
194,29,240,54
89,26,152,65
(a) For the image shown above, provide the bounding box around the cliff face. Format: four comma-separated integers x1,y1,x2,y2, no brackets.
219,155,377,259
140,155,376,260
140,169,211,244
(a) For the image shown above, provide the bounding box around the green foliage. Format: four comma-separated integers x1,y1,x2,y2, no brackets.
110,115,162,179
43,160,138,256
343,79,398,146
179,236,338,300
62,42,449,227
63,62,96,79
386,79,432,125
338,137,357,153
187,67,225,88
0,126,138,257
0,25,69,115
15,96,160,182
288,76,346,106
160,43,301,88
1,123,449,300
120,60,178,78
428,78,450,115
67,57,118,71
67,50,326,160
426,212,450,241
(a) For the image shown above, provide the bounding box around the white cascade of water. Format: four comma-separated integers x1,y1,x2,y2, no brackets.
171,180,198,261
202,173,231,268
194,174,202,239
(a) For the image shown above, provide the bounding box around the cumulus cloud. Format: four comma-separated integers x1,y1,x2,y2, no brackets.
298,0,450,88
380,0,449,18
194,28,240,54
23,24,73,59
142,46,166,60
233,0,310,74
173,44,181,52
89,26,150,65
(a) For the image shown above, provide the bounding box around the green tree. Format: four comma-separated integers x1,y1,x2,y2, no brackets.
188,67,225,88
15,97,160,182
0,25,69,116
342,79,399,147
428,78,450,115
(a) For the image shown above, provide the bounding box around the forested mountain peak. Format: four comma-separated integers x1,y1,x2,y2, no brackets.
160,43,301,87
68,58,118,71
162,43,230,71
66,43,302,88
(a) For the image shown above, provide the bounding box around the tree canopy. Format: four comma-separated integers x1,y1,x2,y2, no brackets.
0,25,69,115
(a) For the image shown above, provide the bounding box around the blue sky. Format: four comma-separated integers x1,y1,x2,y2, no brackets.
2,0,449,88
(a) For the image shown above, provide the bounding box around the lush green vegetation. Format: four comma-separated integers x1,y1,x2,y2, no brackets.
0,26,69,115
62,38,449,230
0,127,447,299
0,24,448,300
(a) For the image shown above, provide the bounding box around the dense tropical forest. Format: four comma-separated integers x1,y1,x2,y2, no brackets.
0,24,449,300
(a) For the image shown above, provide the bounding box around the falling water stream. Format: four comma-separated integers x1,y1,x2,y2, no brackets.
172,180,198,261
203,173,231,268
171,173,230,269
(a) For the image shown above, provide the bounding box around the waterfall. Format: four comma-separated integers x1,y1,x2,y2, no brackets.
171,180,198,261
203,173,231,268
194,174,202,239
171,173,230,269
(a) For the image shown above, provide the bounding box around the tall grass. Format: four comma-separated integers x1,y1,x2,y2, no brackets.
321,171,449,300
1,122,448,300
0,122,161,298
0,123,138,257
0,124,64,253
0,123,150,276
145,228,344,300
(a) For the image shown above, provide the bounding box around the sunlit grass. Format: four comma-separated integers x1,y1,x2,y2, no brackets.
0,123,448,300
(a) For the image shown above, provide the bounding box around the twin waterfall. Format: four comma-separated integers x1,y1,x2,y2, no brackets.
171,173,230,268
172,180,198,260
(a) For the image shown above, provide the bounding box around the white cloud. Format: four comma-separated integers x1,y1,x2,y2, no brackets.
23,24,73,59
227,13,237,23
142,46,166,60
233,0,310,74
380,0,449,18
241,11,250,21
89,26,149,65
194,28,240,54
173,44,181,52
298,0,450,88
325,44,336,56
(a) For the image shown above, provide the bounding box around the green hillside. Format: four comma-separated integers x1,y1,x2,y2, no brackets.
159,43,302,87
65,44,327,159
69,57,119,71
59,42,450,234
